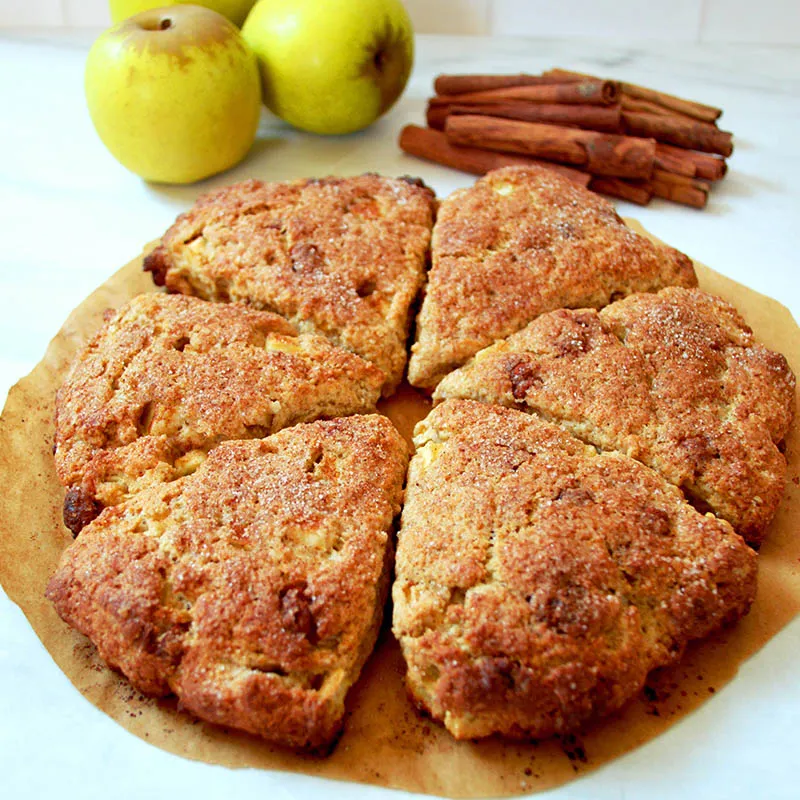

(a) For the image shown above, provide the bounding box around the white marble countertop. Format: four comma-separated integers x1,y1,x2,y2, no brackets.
1,30,798,800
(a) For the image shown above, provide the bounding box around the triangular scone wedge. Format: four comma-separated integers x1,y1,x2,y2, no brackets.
434,288,795,544
144,174,437,396
408,165,696,390
55,293,385,535
47,415,408,750
393,400,757,741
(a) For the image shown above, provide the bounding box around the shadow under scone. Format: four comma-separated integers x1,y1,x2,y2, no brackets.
393,400,758,741
47,415,408,750
54,293,384,534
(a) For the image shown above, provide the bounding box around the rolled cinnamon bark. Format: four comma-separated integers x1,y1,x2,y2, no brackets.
542,68,595,82
656,143,727,181
689,159,727,182
430,79,619,107
426,104,450,130
591,173,709,208
445,114,655,179
427,101,622,133
433,73,568,95
589,176,653,206
651,169,710,209
621,94,697,123
398,125,592,186
653,142,698,177
623,83,722,125
622,111,733,157
544,68,722,123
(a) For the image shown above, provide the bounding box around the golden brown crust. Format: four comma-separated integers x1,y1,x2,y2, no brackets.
434,288,796,544
54,293,384,533
143,174,437,395
408,165,697,390
392,400,757,740
47,415,409,749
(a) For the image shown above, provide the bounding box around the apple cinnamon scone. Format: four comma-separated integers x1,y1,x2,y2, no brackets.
392,400,758,741
434,288,795,544
47,415,408,750
143,173,437,395
55,293,384,535
408,165,697,390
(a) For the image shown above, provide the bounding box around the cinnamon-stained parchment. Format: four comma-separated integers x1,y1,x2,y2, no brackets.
1,222,798,798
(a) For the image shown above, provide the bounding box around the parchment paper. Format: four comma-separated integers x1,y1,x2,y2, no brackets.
1,222,798,799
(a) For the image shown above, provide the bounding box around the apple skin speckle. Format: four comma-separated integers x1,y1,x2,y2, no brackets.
118,5,241,70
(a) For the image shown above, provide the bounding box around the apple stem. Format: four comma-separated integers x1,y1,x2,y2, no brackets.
159,18,172,31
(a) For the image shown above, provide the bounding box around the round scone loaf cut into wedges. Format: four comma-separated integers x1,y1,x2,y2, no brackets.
54,293,385,535
143,174,437,396
47,415,408,750
393,400,758,741
408,165,698,390
435,287,796,545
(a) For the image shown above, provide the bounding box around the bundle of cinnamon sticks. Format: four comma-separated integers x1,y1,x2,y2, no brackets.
399,68,732,209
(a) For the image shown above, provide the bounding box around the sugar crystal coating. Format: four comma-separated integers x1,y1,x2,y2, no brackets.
393,400,757,740
435,288,795,543
48,415,408,749
409,165,697,390
55,293,385,533
144,174,437,395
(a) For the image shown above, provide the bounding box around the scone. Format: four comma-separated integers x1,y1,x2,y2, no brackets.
434,288,795,544
47,415,408,750
408,165,697,390
393,400,757,740
55,293,384,535
143,174,437,395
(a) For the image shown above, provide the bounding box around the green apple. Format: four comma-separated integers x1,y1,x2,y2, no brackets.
86,6,262,184
242,0,414,135
109,0,258,28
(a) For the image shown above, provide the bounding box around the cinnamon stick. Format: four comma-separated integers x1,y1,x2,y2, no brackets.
690,159,726,182
445,114,655,179
430,79,619,107
398,125,592,186
590,173,710,209
651,169,710,209
656,143,727,181
622,110,733,157
542,68,595,82
544,67,631,100
589,177,652,206
623,83,722,125
544,68,722,123
426,104,450,130
621,93,697,123
433,73,568,95
427,101,622,133
653,142,698,177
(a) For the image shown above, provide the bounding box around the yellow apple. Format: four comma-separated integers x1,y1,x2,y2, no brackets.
86,6,262,184
109,0,258,28
242,0,414,135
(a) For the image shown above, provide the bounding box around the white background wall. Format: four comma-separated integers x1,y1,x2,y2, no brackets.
0,0,799,44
